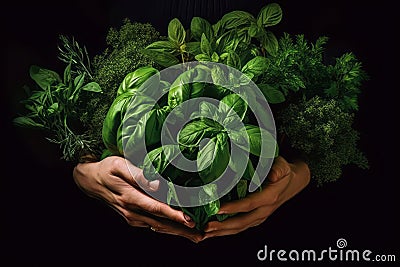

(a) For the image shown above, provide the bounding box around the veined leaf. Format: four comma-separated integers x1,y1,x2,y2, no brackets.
168,18,186,45
219,93,247,122
191,17,214,41
81,82,102,93
220,10,255,29
241,56,270,77
198,133,230,184
29,65,61,90
145,40,179,54
258,84,285,104
257,3,282,27
13,116,44,129
143,145,181,181
262,31,279,56
141,49,179,67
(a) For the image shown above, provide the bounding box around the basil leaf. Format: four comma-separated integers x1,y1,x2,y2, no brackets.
81,82,102,93
143,145,181,181
29,65,61,90
220,10,255,29
243,125,277,158
241,56,270,77
257,3,282,27
216,29,239,54
236,179,248,199
198,133,230,184
117,66,159,96
219,93,247,122
258,84,285,104
168,18,186,45
199,183,220,216
191,17,214,41
262,31,279,56
185,42,201,55
102,92,134,155
168,70,194,109
243,159,262,190
13,116,44,129
145,40,179,53
144,107,168,146
200,33,212,56
120,94,157,163
179,119,220,147
141,49,179,67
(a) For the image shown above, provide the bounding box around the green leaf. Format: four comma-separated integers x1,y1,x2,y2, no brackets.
243,159,262,190
211,52,219,62
144,108,168,146
13,116,44,129
168,70,194,109
216,30,239,54
195,53,211,62
257,3,283,27
248,23,262,38
63,63,72,84
236,179,248,199
198,133,230,184
29,65,61,90
81,82,102,93
141,49,179,67
243,125,277,158
73,73,85,90
226,51,241,69
117,66,159,96
241,56,270,77
258,84,285,104
219,93,247,122
178,119,220,147
168,18,186,45
191,17,214,41
220,10,255,29
145,40,179,53
47,103,59,114
102,92,134,155
200,33,212,56
167,181,180,206
199,184,220,216
143,145,181,181
262,31,279,56
184,42,201,55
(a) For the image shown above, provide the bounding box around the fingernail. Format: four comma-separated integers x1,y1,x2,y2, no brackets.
183,214,192,222
149,180,160,191
217,210,225,214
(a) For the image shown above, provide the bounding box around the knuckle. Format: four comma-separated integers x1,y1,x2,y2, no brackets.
148,202,162,215
108,157,125,173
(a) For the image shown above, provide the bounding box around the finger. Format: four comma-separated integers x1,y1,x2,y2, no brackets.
204,208,272,239
110,157,159,192
217,177,290,214
116,188,195,228
267,156,291,182
150,219,204,243
205,207,268,234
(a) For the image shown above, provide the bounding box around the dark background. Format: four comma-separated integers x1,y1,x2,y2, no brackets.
1,0,397,265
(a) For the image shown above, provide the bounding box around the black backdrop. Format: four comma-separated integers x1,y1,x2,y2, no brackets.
2,0,397,265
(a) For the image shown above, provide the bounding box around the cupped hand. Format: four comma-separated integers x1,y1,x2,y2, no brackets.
203,156,310,239
73,156,204,243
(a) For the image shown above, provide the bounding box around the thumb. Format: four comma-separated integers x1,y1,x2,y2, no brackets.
112,157,160,191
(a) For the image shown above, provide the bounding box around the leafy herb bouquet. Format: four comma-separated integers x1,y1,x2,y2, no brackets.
13,2,368,230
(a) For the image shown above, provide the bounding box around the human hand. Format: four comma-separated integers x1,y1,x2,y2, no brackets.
203,156,310,239
73,156,204,243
